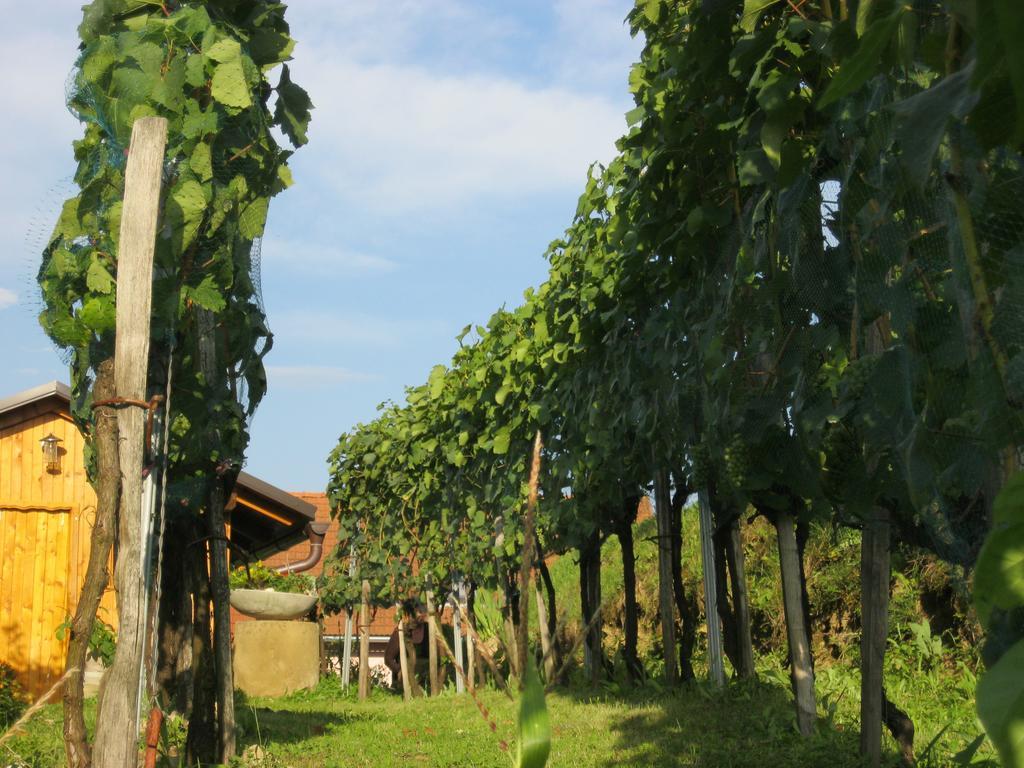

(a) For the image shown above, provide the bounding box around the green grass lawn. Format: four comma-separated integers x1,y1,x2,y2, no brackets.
2,666,994,768
1,515,995,767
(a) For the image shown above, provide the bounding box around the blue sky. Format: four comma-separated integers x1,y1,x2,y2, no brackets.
0,1,641,492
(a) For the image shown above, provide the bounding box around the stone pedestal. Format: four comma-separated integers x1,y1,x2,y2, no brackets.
233,620,319,697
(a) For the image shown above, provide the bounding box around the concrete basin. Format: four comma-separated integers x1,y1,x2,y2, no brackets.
229,588,317,620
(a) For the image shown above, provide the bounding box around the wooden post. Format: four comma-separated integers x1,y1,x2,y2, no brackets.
698,489,725,687
397,606,412,702
92,116,167,768
426,587,439,696
358,581,370,700
655,470,678,684
776,511,816,736
860,507,891,765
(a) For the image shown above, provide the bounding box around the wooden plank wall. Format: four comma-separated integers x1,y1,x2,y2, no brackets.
0,407,115,699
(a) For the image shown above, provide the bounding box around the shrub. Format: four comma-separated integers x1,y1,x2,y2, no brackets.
0,662,26,731
55,616,117,668
229,561,316,595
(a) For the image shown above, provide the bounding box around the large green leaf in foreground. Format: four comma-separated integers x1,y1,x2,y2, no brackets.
514,660,550,768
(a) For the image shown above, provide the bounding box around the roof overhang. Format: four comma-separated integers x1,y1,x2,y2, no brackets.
0,381,313,558
0,381,74,431
230,471,317,559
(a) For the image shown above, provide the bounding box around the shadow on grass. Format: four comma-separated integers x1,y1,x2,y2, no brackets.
553,676,866,768
236,706,366,747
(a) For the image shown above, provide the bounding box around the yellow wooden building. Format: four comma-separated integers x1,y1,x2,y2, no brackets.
0,381,317,699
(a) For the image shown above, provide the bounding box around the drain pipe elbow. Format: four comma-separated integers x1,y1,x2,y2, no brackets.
275,521,329,574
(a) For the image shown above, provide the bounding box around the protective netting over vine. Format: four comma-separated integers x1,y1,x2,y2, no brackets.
36,2,310,515
43,38,279,430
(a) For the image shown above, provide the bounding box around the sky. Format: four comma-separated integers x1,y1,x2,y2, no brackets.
0,1,642,492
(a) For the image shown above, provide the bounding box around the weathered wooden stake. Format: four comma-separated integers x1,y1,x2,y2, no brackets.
358,581,370,699
397,606,412,702
92,116,167,768
426,586,439,696
860,507,891,765
698,489,725,687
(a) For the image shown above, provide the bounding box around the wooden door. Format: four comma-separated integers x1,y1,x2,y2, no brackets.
0,505,73,699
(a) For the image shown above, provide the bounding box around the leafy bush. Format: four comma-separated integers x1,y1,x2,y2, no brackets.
0,662,26,731
229,561,315,595
55,616,117,668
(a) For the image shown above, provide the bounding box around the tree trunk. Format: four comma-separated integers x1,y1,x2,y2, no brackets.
656,470,678,684
617,513,643,682
155,513,191,713
207,483,235,761
712,524,740,672
583,532,604,683
63,359,119,768
775,511,816,736
668,482,696,681
883,687,915,766
194,300,236,763
579,548,591,679
92,116,167,768
725,517,755,679
358,581,370,700
186,536,217,765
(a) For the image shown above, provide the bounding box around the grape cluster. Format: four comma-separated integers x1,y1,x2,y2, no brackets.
843,356,878,400
723,435,749,489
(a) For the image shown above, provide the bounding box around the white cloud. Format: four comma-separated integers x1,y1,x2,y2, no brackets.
0,288,18,310
290,58,625,213
551,0,639,91
271,310,403,347
290,0,521,68
266,365,377,387
260,235,397,275
270,309,451,352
